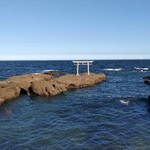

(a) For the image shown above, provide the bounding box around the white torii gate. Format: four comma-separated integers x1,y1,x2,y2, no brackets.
73,61,93,75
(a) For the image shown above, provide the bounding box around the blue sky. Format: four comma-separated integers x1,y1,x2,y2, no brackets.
0,0,150,60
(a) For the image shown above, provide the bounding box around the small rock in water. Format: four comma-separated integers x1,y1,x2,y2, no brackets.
120,100,129,105
0,107,13,116
144,80,150,84
4,107,13,116
143,75,150,79
4,107,13,115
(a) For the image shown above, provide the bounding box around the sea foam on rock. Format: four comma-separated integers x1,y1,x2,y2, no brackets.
0,73,106,106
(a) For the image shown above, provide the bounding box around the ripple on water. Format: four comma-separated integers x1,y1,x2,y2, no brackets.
0,60,150,149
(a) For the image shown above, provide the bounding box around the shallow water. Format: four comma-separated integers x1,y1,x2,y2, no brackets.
0,60,150,149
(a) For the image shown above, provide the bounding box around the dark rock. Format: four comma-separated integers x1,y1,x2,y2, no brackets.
143,75,150,79
144,80,150,84
147,96,150,112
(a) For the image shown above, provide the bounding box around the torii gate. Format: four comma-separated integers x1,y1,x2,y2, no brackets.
72,61,93,75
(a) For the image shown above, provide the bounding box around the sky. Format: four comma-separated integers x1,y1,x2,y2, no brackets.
0,0,150,60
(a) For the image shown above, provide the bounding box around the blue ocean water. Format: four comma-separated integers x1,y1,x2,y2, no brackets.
0,60,150,150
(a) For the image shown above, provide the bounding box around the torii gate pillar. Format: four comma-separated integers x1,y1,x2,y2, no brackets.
72,61,93,76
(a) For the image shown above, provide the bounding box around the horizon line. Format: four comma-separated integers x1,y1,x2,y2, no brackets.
0,54,150,60
0,59,150,61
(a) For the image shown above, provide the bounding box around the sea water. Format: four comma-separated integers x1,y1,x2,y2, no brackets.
0,60,150,150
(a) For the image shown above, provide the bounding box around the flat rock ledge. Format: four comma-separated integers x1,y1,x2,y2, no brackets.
0,73,106,106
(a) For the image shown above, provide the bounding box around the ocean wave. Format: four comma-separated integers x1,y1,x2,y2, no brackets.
120,100,129,105
41,69,57,73
103,68,123,71
134,67,149,71
33,73,41,74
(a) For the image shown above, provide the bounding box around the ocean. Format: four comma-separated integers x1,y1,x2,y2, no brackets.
0,60,150,150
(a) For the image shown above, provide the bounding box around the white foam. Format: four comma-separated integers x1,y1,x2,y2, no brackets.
120,100,129,105
42,70,57,73
33,73,41,75
134,67,149,71
103,68,122,71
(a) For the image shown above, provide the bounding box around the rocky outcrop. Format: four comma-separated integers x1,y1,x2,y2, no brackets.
0,86,20,105
143,75,150,79
6,74,54,95
144,80,150,84
31,80,67,96
0,73,106,106
42,70,66,77
31,73,106,96
143,75,150,111
144,75,150,84
55,73,106,88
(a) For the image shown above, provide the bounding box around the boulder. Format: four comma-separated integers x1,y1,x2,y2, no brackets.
143,75,150,79
31,80,67,96
6,73,54,95
144,80,150,84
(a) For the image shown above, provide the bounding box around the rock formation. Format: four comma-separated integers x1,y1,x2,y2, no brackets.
143,75,150,110
0,73,106,106
144,75,150,84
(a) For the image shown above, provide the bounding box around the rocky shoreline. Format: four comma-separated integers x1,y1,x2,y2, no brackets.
0,73,106,106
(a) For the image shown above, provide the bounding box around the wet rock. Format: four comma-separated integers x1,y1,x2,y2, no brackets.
148,95,150,101
144,80,150,84
143,75,150,79
143,75,150,84
0,97,5,106
147,96,150,112
4,107,13,115
0,107,13,116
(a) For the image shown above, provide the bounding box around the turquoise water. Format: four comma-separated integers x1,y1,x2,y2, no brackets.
0,60,150,150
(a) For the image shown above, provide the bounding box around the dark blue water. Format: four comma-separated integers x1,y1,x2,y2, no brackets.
0,60,150,150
